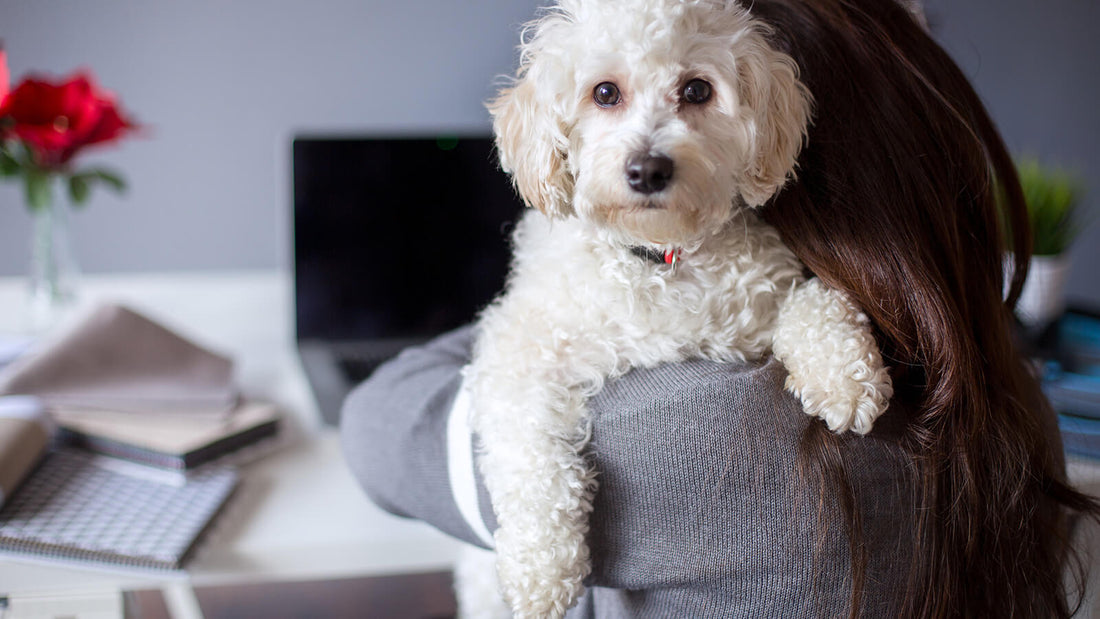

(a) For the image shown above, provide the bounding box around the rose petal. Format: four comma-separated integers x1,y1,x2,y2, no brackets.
0,46,10,103
0,70,137,168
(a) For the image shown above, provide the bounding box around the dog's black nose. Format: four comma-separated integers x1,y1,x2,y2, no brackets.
625,153,674,194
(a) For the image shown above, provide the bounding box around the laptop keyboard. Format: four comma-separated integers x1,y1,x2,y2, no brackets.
336,353,390,384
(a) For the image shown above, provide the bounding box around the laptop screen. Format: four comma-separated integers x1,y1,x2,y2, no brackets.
293,136,525,342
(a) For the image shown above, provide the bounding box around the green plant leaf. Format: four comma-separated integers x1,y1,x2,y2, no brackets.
1010,157,1084,255
88,169,127,193
11,141,37,169
69,174,91,205
0,148,18,177
24,170,52,213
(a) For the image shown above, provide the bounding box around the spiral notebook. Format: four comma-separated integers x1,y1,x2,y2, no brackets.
0,448,237,570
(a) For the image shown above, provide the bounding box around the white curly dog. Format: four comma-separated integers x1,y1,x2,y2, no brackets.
456,0,893,616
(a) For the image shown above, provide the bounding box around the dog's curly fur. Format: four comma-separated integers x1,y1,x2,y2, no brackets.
461,1,893,616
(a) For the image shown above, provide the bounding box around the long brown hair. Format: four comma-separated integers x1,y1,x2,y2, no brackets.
751,0,1100,615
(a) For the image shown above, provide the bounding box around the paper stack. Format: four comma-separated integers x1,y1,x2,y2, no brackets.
0,303,277,570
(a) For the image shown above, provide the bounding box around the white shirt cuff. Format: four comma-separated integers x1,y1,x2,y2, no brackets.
445,374,494,547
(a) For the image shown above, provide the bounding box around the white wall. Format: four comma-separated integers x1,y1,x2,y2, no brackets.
1,0,1096,305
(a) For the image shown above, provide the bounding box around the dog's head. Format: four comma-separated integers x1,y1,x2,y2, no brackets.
490,0,812,247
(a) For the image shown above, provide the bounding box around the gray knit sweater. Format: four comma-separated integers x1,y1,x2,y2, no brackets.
340,326,916,617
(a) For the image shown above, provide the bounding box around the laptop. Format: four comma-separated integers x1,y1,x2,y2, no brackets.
292,135,525,425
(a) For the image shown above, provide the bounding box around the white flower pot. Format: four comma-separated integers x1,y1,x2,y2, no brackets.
1012,254,1071,329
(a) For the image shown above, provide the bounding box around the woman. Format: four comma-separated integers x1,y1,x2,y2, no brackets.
342,0,1098,616
753,0,1099,615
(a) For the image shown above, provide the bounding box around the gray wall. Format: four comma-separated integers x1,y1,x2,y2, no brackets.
1,1,1097,304
0,0,543,273
923,0,1098,306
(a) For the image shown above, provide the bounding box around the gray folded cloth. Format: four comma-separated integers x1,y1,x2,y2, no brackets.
0,303,239,416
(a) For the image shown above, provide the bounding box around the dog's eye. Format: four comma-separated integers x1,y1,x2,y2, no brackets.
681,79,712,105
593,82,621,108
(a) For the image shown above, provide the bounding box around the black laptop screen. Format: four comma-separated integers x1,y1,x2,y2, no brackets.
293,136,525,341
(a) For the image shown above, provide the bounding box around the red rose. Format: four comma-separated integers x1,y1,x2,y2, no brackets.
0,71,137,169
0,47,9,103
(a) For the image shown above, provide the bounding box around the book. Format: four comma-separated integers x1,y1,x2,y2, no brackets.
0,303,240,416
54,400,281,470
1058,413,1100,461
0,448,236,570
0,303,271,470
0,396,52,510
1042,309,1100,459
1044,364,1100,419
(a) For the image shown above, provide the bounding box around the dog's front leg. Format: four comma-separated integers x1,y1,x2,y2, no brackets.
468,341,597,618
455,545,513,619
773,278,893,434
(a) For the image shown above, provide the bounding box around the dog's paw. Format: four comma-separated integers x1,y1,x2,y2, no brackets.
494,525,589,619
783,351,892,435
774,278,892,435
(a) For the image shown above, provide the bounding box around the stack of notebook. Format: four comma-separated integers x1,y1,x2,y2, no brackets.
0,303,282,569
55,400,280,470
0,304,282,470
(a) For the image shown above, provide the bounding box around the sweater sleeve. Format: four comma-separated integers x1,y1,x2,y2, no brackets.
341,330,914,617
339,325,497,548
577,358,914,617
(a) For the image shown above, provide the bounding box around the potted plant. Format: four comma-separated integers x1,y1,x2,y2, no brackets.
1011,158,1085,328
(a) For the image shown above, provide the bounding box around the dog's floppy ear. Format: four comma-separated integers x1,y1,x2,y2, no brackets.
735,41,813,208
489,70,575,219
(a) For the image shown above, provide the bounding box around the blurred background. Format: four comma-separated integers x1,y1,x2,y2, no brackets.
0,0,1096,304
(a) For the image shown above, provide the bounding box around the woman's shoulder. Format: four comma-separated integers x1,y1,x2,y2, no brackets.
589,354,908,463
590,355,812,456
581,356,914,615
586,357,814,534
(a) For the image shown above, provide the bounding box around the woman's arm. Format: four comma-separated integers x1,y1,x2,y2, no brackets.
341,328,913,616
340,325,496,547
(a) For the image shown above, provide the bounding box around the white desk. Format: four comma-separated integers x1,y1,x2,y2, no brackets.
2,271,1100,616
0,270,462,596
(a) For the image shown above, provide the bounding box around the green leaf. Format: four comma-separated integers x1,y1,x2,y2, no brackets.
0,148,18,177
24,170,52,213
62,168,128,208
89,169,127,193
11,141,37,169
1008,157,1085,255
69,174,91,205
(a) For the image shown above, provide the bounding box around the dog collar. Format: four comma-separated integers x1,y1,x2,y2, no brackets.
629,246,682,269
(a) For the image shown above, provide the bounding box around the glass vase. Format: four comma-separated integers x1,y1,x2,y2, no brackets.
26,195,80,332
